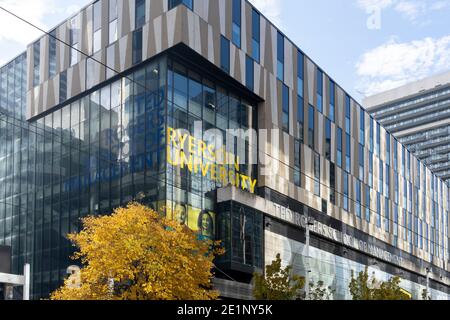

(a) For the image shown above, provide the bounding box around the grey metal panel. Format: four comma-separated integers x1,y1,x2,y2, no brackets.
194,0,209,22
118,0,131,39
0,246,11,273
85,2,94,56
208,0,221,38
26,46,33,92
149,0,166,21
118,33,132,73
41,36,49,83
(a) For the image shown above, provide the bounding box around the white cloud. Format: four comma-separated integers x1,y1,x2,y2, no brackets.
356,35,450,96
248,0,283,29
0,0,60,45
394,1,426,20
357,0,395,11
357,0,450,22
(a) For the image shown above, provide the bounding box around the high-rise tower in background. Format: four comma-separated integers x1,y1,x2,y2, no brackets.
365,72,450,186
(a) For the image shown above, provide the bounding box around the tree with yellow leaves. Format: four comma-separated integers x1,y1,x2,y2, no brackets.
51,203,223,300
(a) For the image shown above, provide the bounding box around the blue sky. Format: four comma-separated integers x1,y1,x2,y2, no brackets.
250,0,450,102
0,0,449,103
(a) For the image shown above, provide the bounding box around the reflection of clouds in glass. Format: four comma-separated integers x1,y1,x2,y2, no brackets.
265,230,450,299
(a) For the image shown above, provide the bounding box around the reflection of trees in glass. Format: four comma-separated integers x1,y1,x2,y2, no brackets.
349,267,411,300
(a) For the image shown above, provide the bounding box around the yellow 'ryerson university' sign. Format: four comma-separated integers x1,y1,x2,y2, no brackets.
167,127,258,194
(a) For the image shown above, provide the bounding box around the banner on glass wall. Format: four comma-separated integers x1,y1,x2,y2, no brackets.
167,127,258,194
155,200,216,240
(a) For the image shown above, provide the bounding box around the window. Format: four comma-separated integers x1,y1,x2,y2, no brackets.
376,193,381,228
379,161,384,194
376,123,380,157
48,30,57,78
329,80,335,122
385,200,390,232
337,127,342,168
330,163,336,204
297,96,304,142
365,185,371,222
277,31,284,81
385,164,390,198
345,133,351,173
394,174,399,204
173,64,188,111
406,151,411,180
33,40,41,86
360,108,365,146
188,74,201,117
109,0,118,44
132,28,143,65
314,152,320,196
59,71,67,103
317,69,323,113
308,105,315,149
169,0,193,10
401,147,405,177
135,0,146,30
403,178,407,209
386,132,391,166
220,36,230,74
356,180,361,218
93,0,102,53
393,140,398,172
359,144,364,179
343,173,349,212
232,0,241,48
394,205,399,236
369,118,374,153
403,209,407,241
294,139,301,187
251,9,260,62
246,56,254,91
369,151,373,187
282,84,289,132
297,51,304,97
69,17,79,67
345,95,351,134
325,118,331,160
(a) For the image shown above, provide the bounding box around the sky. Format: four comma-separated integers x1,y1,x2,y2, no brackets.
0,0,449,103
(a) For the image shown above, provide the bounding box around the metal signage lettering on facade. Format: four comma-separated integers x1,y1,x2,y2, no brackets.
270,203,405,267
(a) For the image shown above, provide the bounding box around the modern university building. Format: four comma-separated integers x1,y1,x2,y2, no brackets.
0,0,449,300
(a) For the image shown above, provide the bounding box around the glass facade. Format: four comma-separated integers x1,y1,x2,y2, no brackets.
169,0,193,10
232,0,241,48
0,52,259,299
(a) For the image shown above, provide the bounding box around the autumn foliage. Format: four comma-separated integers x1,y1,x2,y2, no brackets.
253,254,305,300
51,203,223,300
349,267,411,300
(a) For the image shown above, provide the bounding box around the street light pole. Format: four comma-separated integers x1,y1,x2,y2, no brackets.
23,264,30,301
305,212,314,300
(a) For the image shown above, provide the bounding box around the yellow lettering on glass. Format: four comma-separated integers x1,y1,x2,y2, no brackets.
166,127,257,193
